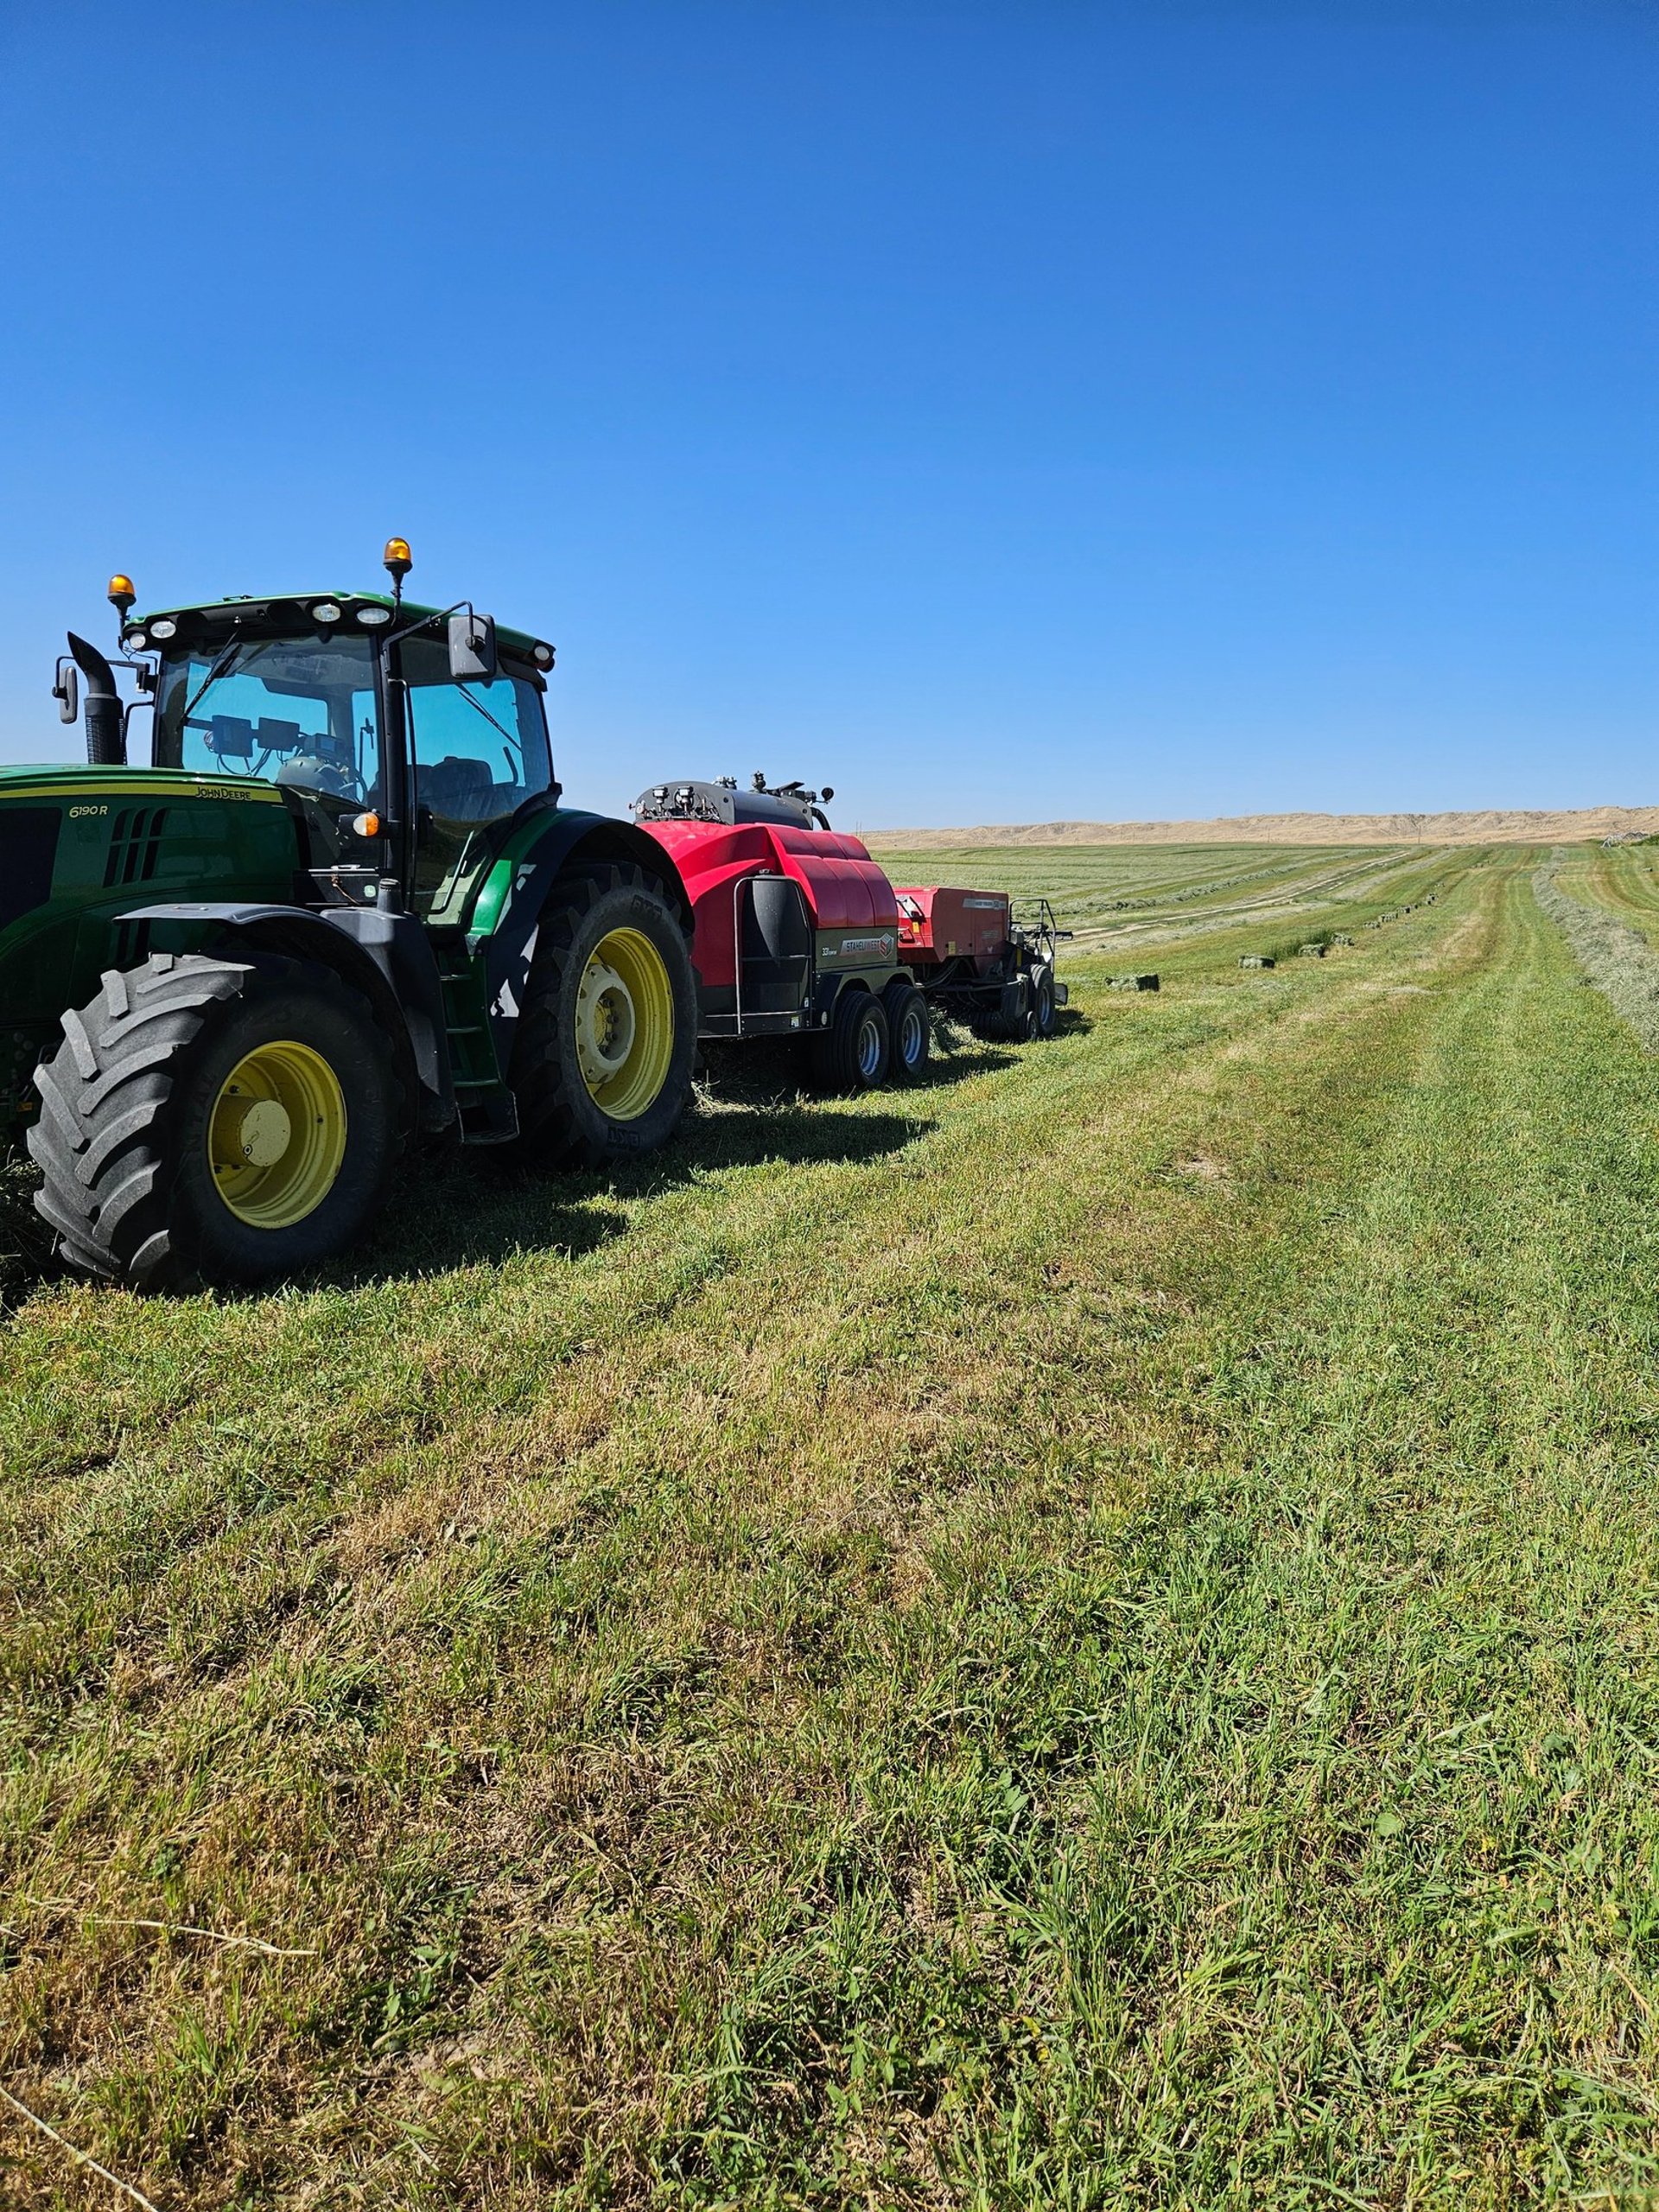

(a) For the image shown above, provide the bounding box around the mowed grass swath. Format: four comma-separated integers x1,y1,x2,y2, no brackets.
6,843,1659,2207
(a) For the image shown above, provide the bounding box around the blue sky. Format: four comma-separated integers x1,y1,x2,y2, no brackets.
0,1,1652,829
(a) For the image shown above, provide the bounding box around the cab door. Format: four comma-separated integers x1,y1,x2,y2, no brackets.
397,636,555,921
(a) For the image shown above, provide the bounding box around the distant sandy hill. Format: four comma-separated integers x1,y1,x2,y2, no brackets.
865,808,1659,849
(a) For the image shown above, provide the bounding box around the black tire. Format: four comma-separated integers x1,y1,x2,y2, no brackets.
881,978,931,1082
810,987,889,1092
28,952,400,1290
1030,965,1057,1039
974,973,1030,1042
508,861,696,1167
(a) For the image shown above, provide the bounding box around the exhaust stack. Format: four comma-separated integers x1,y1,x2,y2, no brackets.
67,632,124,766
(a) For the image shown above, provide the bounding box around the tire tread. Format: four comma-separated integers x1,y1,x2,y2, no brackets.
27,950,398,1290
509,861,694,1168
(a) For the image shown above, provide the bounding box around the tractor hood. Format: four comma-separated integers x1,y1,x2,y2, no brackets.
0,762,296,1016
0,762,286,804
0,762,289,952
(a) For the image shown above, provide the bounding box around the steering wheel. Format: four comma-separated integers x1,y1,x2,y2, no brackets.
276,755,367,803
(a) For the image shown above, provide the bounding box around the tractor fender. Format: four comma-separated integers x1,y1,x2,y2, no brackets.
116,901,453,1133
469,811,693,1066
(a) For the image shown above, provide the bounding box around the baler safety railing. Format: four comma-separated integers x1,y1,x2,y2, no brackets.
1011,897,1071,963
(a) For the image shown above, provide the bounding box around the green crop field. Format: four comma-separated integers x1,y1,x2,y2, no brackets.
7,842,1659,2209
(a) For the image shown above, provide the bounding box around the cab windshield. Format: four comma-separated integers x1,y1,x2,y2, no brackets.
153,634,382,807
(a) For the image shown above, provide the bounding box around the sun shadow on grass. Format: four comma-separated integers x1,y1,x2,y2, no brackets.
320,1092,942,1287
696,1029,1018,1106
0,1160,53,1313
3,1034,1025,1303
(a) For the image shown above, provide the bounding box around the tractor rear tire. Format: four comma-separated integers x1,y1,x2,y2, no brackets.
810,988,889,1092
28,951,400,1290
1029,965,1058,1039
881,979,931,1082
508,861,696,1168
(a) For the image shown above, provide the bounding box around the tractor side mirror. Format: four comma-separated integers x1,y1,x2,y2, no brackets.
448,611,498,684
53,658,79,725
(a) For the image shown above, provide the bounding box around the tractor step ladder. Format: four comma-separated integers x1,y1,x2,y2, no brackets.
428,928,520,1143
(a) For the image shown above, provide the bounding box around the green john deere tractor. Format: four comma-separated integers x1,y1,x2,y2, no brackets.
3,541,698,1288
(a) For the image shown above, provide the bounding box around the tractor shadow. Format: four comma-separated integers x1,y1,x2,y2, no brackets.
345,1035,1020,1284
0,1035,1021,1305
696,1030,1017,1106
335,1090,952,1286
0,1162,54,1313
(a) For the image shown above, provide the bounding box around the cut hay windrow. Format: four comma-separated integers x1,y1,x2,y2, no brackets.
1534,849,1659,1052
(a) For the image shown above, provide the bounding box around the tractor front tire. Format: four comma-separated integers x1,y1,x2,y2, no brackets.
509,861,697,1168
810,988,889,1092
29,952,400,1290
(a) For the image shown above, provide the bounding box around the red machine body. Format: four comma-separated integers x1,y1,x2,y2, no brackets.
630,776,1065,1060
892,885,1012,972
644,818,900,1000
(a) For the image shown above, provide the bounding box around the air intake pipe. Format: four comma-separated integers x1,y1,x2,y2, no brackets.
67,632,125,766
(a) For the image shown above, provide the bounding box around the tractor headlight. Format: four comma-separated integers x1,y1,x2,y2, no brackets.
149,618,177,640
356,606,391,627
126,630,148,652
312,601,342,624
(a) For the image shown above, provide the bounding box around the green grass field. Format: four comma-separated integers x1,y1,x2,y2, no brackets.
6,843,1659,2209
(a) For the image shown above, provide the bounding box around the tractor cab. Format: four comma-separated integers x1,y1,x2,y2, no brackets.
116,556,560,922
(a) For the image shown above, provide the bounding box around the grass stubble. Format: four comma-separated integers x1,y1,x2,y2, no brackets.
2,848,1659,2206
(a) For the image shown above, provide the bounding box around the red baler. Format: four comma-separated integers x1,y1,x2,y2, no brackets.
632,775,1066,1090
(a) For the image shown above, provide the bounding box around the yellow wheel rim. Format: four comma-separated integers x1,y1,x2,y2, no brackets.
207,1039,348,1229
574,926,675,1121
